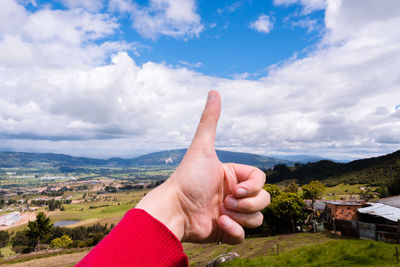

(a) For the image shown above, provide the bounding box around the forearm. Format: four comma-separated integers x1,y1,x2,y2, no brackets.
135,179,186,241
76,208,188,266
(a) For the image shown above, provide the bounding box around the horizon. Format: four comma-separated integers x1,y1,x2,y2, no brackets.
1,0,399,160
1,147,393,162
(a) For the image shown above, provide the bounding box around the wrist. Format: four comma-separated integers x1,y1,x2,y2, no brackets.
135,179,186,241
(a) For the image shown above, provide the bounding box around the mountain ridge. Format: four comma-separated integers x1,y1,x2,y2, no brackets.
267,150,400,186
0,149,293,170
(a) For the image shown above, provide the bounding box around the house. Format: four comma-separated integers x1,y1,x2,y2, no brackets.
325,200,365,222
357,195,400,225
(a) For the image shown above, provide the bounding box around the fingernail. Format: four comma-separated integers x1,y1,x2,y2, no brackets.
236,188,247,197
207,90,216,102
226,197,238,209
222,216,232,228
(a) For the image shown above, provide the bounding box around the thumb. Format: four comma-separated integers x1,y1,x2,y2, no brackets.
190,90,221,149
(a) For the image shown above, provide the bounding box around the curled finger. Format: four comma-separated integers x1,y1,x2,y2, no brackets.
221,205,263,229
218,215,245,245
225,189,270,213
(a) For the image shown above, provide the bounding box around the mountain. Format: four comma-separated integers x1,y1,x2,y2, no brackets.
0,152,107,168
271,154,334,164
123,149,293,169
267,150,400,186
0,150,292,169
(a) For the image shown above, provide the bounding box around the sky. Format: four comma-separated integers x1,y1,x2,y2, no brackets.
0,0,399,160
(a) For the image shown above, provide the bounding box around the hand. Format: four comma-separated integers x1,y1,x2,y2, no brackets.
136,90,270,244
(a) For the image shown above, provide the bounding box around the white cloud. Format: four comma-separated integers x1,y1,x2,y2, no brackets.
291,18,319,33
217,0,248,14
116,0,204,40
0,0,400,160
250,14,274,34
274,0,326,14
59,0,104,12
108,0,134,13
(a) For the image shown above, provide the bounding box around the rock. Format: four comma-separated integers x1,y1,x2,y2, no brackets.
206,252,240,267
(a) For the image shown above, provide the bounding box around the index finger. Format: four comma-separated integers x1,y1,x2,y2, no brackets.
226,163,266,198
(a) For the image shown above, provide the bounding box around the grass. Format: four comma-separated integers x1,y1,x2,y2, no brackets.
277,182,377,201
1,232,397,267
48,190,149,225
184,233,336,267
0,246,15,258
0,248,90,266
222,238,400,266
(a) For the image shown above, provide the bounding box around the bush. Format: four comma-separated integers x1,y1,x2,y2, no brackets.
50,235,73,249
12,230,35,253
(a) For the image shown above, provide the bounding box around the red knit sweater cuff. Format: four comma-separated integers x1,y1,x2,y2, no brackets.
76,208,188,267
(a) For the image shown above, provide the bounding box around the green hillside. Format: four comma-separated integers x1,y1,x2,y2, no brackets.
0,150,292,169
266,150,400,186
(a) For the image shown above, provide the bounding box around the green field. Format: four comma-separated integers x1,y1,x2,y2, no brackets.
276,182,372,200
48,190,150,226
1,233,398,266
223,238,399,266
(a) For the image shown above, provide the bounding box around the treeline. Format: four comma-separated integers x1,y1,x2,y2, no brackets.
104,180,165,193
265,150,400,186
30,199,71,211
10,213,114,254
245,181,325,237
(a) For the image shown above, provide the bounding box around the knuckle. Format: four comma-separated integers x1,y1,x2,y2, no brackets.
261,172,266,184
245,200,256,212
256,212,264,226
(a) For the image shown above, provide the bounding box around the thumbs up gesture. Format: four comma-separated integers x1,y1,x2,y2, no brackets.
136,91,270,244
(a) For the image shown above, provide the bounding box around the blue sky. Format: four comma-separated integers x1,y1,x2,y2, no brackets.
0,0,399,160
24,0,325,78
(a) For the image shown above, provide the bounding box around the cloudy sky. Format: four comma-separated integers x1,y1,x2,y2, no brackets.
0,0,399,160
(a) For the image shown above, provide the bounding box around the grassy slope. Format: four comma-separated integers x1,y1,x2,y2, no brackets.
1,233,398,266
267,150,400,186
184,233,342,267
224,238,399,266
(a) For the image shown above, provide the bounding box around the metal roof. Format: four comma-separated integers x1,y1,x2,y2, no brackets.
325,200,364,206
358,203,400,222
378,195,400,208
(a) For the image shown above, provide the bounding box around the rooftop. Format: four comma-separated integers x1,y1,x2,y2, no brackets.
378,195,400,209
325,200,364,206
358,203,400,222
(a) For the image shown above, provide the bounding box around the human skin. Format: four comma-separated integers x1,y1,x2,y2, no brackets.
136,90,270,244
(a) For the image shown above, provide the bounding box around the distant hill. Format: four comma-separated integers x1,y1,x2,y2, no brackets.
271,154,334,164
267,150,400,186
0,150,292,169
0,152,107,168
123,149,293,169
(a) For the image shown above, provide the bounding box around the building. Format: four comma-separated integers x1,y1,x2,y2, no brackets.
325,200,365,222
357,195,400,225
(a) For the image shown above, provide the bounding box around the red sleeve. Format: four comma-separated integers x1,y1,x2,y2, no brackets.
76,209,188,267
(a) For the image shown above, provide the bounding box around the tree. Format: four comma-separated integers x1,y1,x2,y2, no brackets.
302,181,325,206
48,199,61,211
263,185,306,235
0,230,9,248
360,187,375,201
377,185,389,198
12,230,36,253
264,184,281,198
27,212,54,247
284,181,298,194
50,235,72,249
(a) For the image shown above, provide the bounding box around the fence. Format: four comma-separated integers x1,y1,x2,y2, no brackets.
332,219,400,243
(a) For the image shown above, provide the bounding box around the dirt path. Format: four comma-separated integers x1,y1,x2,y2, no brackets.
1,251,88,267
